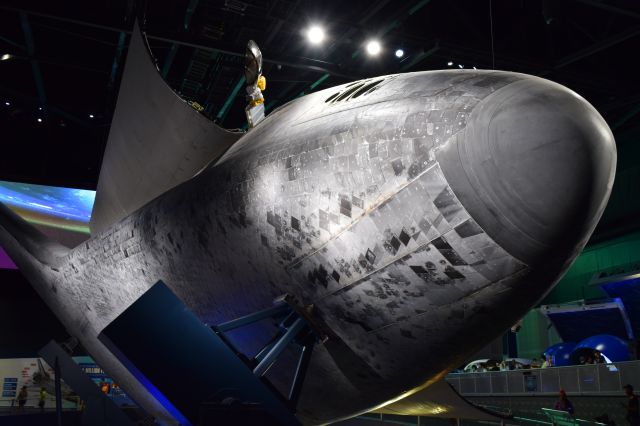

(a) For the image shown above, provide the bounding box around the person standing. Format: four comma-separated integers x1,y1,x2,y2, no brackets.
624,384,639,426
38,387,47,412
542,355,554,368
16,385,28,412
554,389,575,416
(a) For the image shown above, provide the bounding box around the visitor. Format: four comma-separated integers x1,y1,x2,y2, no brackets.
554,389,575,415
39,387,47,412
17,385,28,412
628,341,638,361
594,350,606,364
542,355,553,368
623,384,639,426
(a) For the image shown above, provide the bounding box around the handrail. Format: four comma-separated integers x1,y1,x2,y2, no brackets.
0,395,81,410
447,360,640,396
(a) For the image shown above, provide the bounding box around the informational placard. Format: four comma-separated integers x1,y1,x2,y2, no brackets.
525,374,538,392
73,356,136,407
2,377,18,397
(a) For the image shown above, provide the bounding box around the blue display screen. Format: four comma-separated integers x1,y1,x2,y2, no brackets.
0,180,96,269
0,180,95,225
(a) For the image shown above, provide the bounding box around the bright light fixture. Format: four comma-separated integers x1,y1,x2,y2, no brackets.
89,114,94,118
4,101,9,106
37,118,43,123
366,40,381,56
395,49,404,58
307,26,325,45
1,54,11,61
447,61,453,66
458,64,464,69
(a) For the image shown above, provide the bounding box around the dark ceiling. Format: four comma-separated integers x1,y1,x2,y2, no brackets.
0,0,639,192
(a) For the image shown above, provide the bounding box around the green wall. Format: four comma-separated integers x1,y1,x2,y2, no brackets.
595,135,640,236
542,230,640,305
516,309,562,360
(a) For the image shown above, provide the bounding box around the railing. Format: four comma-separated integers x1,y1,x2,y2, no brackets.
0,396,80,410
447,360,640,396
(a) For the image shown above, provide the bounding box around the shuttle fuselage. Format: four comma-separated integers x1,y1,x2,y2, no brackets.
0,62,616,424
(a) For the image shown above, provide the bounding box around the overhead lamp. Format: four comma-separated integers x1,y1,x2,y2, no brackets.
447,61,453,66
306,26,325,45
458,64,464,69
395,49,404,58
37,118,43,123
366,40,381,56
1,54,11,61
4,101,9,106
89,114,94,118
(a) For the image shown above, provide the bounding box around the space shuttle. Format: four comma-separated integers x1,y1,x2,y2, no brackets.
0,24,616,425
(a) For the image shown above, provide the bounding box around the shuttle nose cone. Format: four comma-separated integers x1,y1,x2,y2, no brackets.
438,76,616,269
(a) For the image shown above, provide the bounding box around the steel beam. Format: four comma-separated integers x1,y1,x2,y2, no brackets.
253,317,306,377
109,32,127,88
142,35,361,80
0,35,25,50
554,26,640,69
612,103,640,130
288,339,315,407
574,0,640,20
296,73,330,98
0,6,360,81
19,12,46,107
161,43,179,78
215,301,289,332
163,0,198,78
400,42,439,71
216,76,245,123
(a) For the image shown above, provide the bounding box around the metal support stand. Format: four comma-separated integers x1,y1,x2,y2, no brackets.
54,356,62,426
212,295,322,412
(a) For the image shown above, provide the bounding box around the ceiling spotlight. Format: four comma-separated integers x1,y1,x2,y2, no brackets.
306,26,325,45
366,40,381,56
37,118,43,123
38,107,42,111
4,101,9,106
473,66,477,70
458,64,464,69
89,114,94,118
395,49,404,58
1,53,11,61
